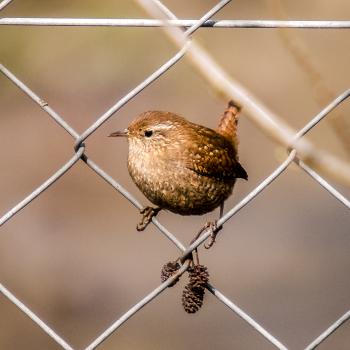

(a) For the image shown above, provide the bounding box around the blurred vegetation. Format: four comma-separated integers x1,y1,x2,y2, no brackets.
0,1,349,350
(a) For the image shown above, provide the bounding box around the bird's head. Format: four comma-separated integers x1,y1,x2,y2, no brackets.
109,111,188,152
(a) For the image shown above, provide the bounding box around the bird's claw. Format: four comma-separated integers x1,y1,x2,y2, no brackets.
204,221,222,249
191,220,222,250
136,206,161,231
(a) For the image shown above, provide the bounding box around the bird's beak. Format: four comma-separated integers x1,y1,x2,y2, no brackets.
108,129,128,137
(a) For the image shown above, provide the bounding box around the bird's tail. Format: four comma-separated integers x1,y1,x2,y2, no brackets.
216,100,242,154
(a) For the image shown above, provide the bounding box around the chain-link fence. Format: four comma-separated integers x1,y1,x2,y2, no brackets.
1,1,349,349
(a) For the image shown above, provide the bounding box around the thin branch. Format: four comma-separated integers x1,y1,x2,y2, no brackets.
268,0,350,157
136,0,350,186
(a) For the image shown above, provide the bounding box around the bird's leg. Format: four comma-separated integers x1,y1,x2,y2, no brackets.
136,206,161,231
190,203,224,251
205,202,224,249
204,221,222,249
204,202,224,249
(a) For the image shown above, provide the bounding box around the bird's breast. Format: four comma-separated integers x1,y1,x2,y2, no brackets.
127,146,235,215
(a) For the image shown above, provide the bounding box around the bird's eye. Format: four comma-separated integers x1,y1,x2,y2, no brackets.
144,130,153,137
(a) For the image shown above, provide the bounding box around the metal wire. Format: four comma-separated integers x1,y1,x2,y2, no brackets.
0,0,14,11
1,18,350,28
304,310,350,350
207,284,289,350
0,144,85,226
0,283,75,350
84,261,191,350
180,88,350,261
0,1,349,349
139,0,350,186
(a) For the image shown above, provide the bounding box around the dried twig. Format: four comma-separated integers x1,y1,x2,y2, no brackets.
136,0,350,186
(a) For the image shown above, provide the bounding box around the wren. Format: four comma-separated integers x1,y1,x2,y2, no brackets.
109,101,247,242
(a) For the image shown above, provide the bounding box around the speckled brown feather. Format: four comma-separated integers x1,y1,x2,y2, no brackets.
111,104,247,216
183,124,246,180
216,100,242,154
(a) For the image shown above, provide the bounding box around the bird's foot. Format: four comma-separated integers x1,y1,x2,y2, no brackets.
204,221,222,249
136,206,161,231
191,221,222,250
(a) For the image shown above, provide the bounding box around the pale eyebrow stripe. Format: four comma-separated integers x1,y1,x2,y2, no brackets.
154,123,174,130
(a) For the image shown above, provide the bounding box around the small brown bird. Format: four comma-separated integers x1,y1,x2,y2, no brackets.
109,101,247,246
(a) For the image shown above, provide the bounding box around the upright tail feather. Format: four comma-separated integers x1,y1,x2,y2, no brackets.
216,100,242,155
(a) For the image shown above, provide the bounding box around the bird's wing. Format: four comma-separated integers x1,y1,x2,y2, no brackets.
183,126,248,180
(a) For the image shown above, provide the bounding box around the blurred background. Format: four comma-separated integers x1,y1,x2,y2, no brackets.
0,0,350,349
